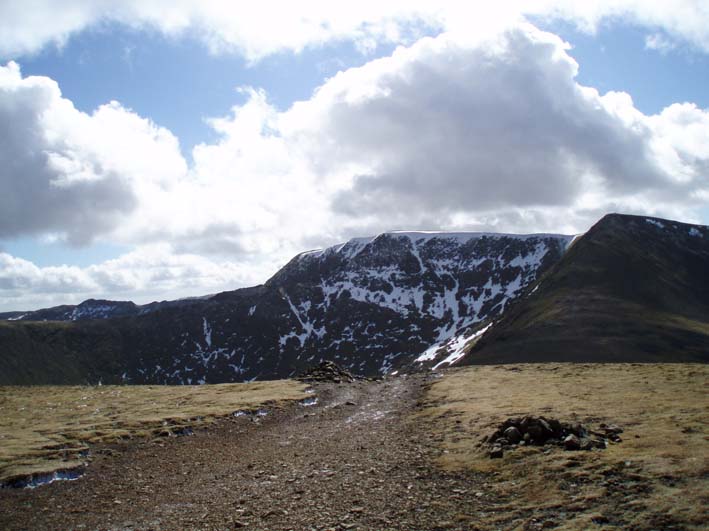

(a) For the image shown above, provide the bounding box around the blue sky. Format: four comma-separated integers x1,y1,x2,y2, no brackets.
15,27,396,157
0,2,708,310
1,28,402,269
15,19,709,151
542,22,709,114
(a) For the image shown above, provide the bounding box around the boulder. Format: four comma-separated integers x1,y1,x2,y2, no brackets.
527,421,552,444
503,426,522,444
489,446,504,458
569,422,587,438
564,434,581,451
579,438,594,451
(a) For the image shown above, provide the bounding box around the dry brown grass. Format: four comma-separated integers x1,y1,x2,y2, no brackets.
422,363,709,530
0,380,307,483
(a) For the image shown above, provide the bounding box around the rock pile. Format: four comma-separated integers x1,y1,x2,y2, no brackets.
484,416,623,458
297,361,358,383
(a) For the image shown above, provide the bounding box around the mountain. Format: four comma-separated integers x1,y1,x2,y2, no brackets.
6,214,704,385
461,214,709,364
0,297,207,322
0,231,572,384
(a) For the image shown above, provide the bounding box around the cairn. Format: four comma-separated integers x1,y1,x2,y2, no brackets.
297,361,358,383
484,416,623,458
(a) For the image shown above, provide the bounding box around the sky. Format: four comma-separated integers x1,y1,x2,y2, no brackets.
0,1,708,312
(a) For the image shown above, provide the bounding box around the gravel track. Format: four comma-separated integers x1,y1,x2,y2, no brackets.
0,374,490,531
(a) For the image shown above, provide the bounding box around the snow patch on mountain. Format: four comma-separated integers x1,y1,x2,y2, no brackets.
307,233,572,325
280,292,326,350
646,218,666,229
264,231,575,370
299,231,574,260
320,276,426,316
71,303,119,320
431,323,493,370
202,317,212,348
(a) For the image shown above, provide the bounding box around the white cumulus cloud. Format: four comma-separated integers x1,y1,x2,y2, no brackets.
0,21,708,310
0,61,186,244
1,1,708,61
275,24,709,233
0,246,251,311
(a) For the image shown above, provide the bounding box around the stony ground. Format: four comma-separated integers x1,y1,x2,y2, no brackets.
0,374,497,531
3,366,705,531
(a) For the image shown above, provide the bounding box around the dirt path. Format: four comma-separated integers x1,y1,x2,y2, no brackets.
0,374,490,531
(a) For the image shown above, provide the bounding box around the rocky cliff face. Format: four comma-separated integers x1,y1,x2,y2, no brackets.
119,231,572,384
0,231,573,384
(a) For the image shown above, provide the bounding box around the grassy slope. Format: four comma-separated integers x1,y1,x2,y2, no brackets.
0,320,127,385
467,214,709,363
0,380,308,483
421,364,709,530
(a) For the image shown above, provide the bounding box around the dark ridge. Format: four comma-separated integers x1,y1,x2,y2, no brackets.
463,213,709,364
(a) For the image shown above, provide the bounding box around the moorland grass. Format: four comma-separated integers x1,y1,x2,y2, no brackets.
0,380,307,483
421,363,708,530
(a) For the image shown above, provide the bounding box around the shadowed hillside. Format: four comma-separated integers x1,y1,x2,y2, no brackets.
465,214,709,363
0,321,126,385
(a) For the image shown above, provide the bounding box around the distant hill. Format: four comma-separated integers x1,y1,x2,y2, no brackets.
463,214,709,364
0,297,207,322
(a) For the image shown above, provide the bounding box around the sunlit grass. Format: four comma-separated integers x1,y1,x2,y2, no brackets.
0,380,308,483
421,363,709,530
